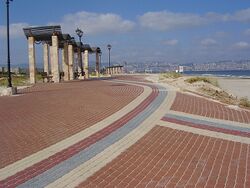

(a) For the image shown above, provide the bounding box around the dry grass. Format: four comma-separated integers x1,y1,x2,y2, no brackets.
160,72,182,80
0,75,29,87
239,97,250,108
185,76,218,87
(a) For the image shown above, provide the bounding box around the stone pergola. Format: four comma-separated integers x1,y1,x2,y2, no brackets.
106,65,124,75
23,25,102,84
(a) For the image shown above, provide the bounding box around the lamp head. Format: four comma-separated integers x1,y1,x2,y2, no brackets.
75,28,83,38
107,44,112,50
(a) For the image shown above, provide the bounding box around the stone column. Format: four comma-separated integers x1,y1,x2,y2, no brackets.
51,35,60,83
28,36,36,84
43,43,49,75
95,52,100,77
68,44,74,80
84,50,89,79
62,43,69,81
111,67,114,75
77,48,83,79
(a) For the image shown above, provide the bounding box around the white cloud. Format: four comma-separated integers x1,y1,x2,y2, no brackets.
138,11,205,31
232,8,250,22
138,8,250,31
0,23,29,38
56,11,135,35
201,38,217,46
215,31,228,37
163,39,178,46
244,28,250,35
234,41,250,49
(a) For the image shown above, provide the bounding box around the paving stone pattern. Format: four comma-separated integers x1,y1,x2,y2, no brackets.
13,85,164,188
1,76,250,188
79,125,250,188
115,75,152,83
0,80,143,168
171,92,250,124
162,113,250,138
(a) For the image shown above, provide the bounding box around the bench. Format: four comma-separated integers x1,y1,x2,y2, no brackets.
41,72,53,83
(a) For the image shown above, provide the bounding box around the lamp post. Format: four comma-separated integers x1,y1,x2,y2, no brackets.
6,0,13,87
75,28,84,76
107,44,111,67
107,44,111,74
99,51,102,73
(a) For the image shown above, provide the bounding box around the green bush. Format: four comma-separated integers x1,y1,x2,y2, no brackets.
0,75,29,87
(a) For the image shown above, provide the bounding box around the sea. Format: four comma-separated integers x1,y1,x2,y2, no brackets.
183,70,250,78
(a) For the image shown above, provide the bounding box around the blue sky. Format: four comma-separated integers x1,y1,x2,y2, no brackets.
1,0,250,67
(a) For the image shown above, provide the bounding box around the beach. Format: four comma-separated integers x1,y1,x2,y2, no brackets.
217,78,250,99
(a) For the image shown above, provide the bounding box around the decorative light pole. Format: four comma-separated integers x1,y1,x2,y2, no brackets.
99,51,102,73
6,0,13,87
107,44,111,68
75,28,84,76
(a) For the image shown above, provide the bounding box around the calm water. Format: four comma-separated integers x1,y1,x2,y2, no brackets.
184,70,250,78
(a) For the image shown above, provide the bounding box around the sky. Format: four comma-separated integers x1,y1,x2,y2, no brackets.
1,0,250,67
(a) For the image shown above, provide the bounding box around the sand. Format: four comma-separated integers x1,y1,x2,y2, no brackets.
217,78,250,100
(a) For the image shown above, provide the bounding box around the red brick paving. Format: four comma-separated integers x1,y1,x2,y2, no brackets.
0,84,158,188
78,126,250,188
0,80,143,168
171,92,250,124
114,75,152,83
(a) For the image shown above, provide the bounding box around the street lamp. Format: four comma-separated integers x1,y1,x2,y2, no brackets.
99,51,102,73
107,44,111,68
75,28,83,43
75,28,84,76
5,0,13,87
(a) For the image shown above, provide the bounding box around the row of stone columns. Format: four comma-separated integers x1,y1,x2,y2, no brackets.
106,66,123,75
28,35,99,84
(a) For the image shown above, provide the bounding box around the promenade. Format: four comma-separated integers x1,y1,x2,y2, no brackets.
0,75,249,188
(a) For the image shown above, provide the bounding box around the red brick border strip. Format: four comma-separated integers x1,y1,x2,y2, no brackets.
162,116,250,138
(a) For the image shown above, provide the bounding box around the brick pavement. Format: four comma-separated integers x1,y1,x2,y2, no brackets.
1,76,250,188
0,80,143,168
171,92,250,124
0,83,161,188
162,113,250,138
114,75,152,83
78,125,250,188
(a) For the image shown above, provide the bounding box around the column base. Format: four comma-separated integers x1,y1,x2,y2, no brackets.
0,86,17,96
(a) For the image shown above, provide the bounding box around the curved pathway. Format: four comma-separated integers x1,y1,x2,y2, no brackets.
0,77,249,188
0,80,171,187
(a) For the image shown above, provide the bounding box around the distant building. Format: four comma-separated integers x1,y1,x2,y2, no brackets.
0,67,27,74
145,69,153,73
0,67,4,73
178,66,184,73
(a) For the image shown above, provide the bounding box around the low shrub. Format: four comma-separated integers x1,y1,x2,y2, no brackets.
0,75,29,87
185,77,218,86
239,97,250,108
160,72,182,79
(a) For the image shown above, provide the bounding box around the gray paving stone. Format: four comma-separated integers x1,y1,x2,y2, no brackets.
164,113,250,133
